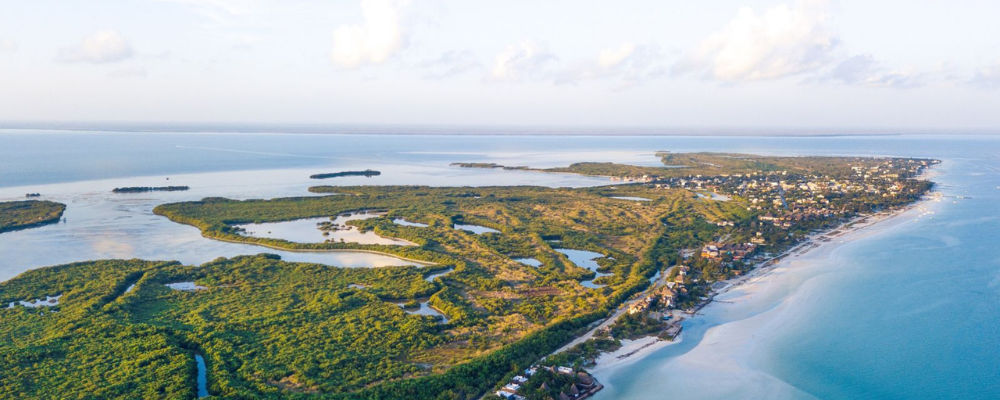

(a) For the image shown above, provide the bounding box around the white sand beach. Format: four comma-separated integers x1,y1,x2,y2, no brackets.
588,335,681,375
589,193,943,399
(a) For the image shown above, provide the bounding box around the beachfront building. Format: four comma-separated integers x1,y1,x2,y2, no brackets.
495,386,525,400
658,287,677,308
628,296,654,314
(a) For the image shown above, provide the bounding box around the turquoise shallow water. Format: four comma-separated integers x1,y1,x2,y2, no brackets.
2,130,999,398
591,143,1000,399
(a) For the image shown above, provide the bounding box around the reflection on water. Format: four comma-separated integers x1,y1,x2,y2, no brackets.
165,281,207,291
235,212,415,246
424,267,453,282
397,301,449,323
6,294,62,309
609,196,651,202
393,218,429,228
0,159,608,281
454,224,500,234
555,248,610,288
514,258,543,267
696,192,731,201
195,354,209,398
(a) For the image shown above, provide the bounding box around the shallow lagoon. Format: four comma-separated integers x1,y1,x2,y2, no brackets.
6,294,61,308
696,191,731,201
393,218,429,228
453,223,500,234
235,212,415,246
0,144,610,281
555,248,610,288
514,257,543,267
608,196,651,202
397,300,449,322
165,281,207,291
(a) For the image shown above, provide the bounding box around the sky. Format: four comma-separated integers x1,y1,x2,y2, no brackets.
1,0,999,132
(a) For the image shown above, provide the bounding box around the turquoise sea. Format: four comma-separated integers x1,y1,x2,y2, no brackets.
2,129,998,399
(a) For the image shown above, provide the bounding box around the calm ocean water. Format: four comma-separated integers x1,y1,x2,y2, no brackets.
2,130,998,399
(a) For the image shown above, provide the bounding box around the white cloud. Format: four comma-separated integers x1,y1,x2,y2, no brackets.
489,41,557,81
825,54,924,88
331,0,409,68
969,62,1000,90
0,39,16,53
677,1,837,82
485,41,664,87
596,43,666,86
553,43,665,87
57,30,133,64
598,43,636,68
419,50,482,79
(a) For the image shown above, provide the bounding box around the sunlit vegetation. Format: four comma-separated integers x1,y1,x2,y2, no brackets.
0,200,65,233
0,256,456,398
2,153,936,398
146,184,737,395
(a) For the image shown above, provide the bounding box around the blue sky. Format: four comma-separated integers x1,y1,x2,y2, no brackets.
1,0,998,131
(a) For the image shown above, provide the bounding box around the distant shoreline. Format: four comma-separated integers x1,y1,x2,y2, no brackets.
309,170,380,179
112,186,190,193
5,123,994,137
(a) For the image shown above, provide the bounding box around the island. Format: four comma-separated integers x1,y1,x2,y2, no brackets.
450,163,529,171
309,169,381,179
1,153,937,399
112,186,190,193
0,200,66,233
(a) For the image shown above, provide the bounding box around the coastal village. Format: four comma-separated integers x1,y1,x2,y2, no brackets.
495,366,603,400
490,157,938,400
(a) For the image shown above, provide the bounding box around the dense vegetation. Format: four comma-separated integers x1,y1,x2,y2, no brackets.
146,183,738,396
0,200,65,233
3,153,936,399
0,256,443,398
0,255,615,399
310,170,381,179
112,186,190,193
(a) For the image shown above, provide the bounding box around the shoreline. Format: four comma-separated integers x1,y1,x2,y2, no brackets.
588,335,682,375
0,154,614,201
582,191,938,376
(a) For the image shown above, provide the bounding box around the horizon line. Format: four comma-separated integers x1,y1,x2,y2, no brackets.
2,121,999,137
